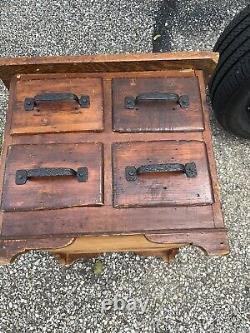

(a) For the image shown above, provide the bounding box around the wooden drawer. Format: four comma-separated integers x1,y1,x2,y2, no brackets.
112,76,204,132
1,143,103,211
112,141,213,208
11,75,104,135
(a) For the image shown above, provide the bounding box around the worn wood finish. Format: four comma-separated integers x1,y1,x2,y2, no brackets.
112,76,204,132
196,70,225,229
112,140,213,207
2,143,103,211
11,77,104,134
0,52,219,89
0,52,228,264
1,206,215,238
0,237,73,264
146,228,229,256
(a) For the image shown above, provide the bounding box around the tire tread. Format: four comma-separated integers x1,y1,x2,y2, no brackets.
209,5,250,139
214,5,250,52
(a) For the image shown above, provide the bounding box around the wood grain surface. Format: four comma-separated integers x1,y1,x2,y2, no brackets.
0,237,73,264
1,206,215,238
2,143,103,211
112,140,213,207
11,77,104,134
112,76,204,132
0,53,227,262
146,228,229,256
0,51,219,88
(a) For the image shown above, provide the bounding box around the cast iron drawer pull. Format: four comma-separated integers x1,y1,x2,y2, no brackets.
124,92,189,109
24,92,90,111
125,162,197,181
15,167,88,185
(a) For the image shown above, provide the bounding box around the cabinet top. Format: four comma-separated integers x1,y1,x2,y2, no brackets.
0,51,218,89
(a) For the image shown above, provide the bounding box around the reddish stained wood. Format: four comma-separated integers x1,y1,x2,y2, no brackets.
195,70,225,229
2,143,104,211
112,140,213,207
1,206,215,238
10,131,204,145
112,76,204,132
0,237,73,264
0,70,222,240
0,51,219,88
146,228,229,256
0,52,226,262
0,71,221,238
11,77,104,134
0,78,17,236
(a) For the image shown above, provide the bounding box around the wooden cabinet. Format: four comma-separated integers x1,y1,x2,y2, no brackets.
0,52,229,264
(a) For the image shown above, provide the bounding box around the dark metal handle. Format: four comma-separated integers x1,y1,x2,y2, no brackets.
16,167,88,185
125,162,197,181
125,92,189,109
24,92,90,111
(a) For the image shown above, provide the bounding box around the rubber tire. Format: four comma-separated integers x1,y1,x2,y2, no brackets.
209,5,250,139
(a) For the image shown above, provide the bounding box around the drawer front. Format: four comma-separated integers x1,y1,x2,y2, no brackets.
112,77,204,132
11,76,104,134
1,143,103,211
112,141,213,208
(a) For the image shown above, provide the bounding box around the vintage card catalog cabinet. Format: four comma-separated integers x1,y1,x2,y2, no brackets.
0,52,228,264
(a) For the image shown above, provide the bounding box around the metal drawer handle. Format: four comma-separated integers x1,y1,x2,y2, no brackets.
15,167,88,185
124,92,189,109
24,92,90,111
125,162,197,181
